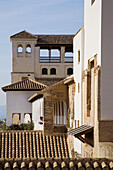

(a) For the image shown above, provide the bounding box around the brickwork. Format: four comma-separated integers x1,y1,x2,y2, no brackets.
43,84,68,135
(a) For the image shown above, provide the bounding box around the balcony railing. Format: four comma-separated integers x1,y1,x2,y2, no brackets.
40,56,73,63
40,56,61,63
65,56,73,63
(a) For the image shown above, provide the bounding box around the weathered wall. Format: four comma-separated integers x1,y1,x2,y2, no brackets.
11,39,73,83
43,84,68,135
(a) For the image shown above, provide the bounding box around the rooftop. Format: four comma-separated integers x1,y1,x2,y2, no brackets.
2,78,47,92
10,30,74,46
0,130,70,159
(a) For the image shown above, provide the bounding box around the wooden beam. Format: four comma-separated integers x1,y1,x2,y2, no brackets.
76,135,93,147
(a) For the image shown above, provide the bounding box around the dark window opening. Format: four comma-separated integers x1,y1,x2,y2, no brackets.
42,68,48,75
50,68,56,75
91,0,95,5
90,60,94,69
67,68,73,75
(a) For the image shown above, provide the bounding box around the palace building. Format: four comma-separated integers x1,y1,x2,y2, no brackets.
2,0,113,161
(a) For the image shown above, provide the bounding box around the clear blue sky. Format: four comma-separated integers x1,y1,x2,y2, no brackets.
0,0,84,107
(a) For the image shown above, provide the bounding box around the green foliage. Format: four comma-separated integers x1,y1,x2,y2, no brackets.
2,122,6,131
7,121,34,130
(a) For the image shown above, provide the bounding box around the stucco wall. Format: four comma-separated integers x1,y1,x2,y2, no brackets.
73,28,84,155
11,40,73,83
32,97,44,130
101,0,113,120
6,91,38,126
84,0,102,69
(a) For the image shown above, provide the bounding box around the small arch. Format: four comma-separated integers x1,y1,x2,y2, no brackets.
12,113,21,125
42,68,48,75
26,44,31,53
24,113,32,123
50,68,56,75
67,68,73,75
17,44,23,53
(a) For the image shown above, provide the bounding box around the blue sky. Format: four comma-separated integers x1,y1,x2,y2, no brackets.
0,0,84,108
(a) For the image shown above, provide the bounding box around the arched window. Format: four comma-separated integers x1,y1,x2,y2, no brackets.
24,113,32,123
54,101,67,125
12,113,21,125
50,68,56,75
42,68,48,75
26,44,31,53
17,44,23,53
67,68,73,75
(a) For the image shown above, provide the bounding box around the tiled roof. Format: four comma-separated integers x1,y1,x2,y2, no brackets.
29,75,74,102
10,30,37,39
2,78,47,92
36,34,74,45
10,30,74,44
67,125,93,136
35,78,64,86
0,158,113,169
0,131,69,159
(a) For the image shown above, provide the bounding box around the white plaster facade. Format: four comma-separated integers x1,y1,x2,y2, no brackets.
32,97,44,130
6,91,38,126
73,0,113,158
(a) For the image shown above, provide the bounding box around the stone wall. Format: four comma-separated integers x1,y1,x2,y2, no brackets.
43,83,68,135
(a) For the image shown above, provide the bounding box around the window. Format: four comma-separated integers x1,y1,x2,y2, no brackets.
51,49,60,57
40,49,49,62
78,83,80,93
42,68,48,75
24,113,32,123
17,44,23,53
78,50,80,64
67,68,73,75
26,44,31,53
90,60,94,69
65,52,73,63
12,113,21,125
91,0,95,5
50,68,56,75
54,101,67,125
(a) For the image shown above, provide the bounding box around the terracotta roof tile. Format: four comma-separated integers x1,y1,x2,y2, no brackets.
36,34,74,45
0,159,112,169
2,78,47,92
0,131,69,159
10,30,37,39
10,30,74,45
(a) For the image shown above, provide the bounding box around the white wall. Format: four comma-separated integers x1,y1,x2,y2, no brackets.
73,28,84,154
6,91,37,126
84,0,102,69
101,0,113,120
32,97,44,130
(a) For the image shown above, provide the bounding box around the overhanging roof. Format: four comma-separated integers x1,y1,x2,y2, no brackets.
67,125,93,137
67,125,94,147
